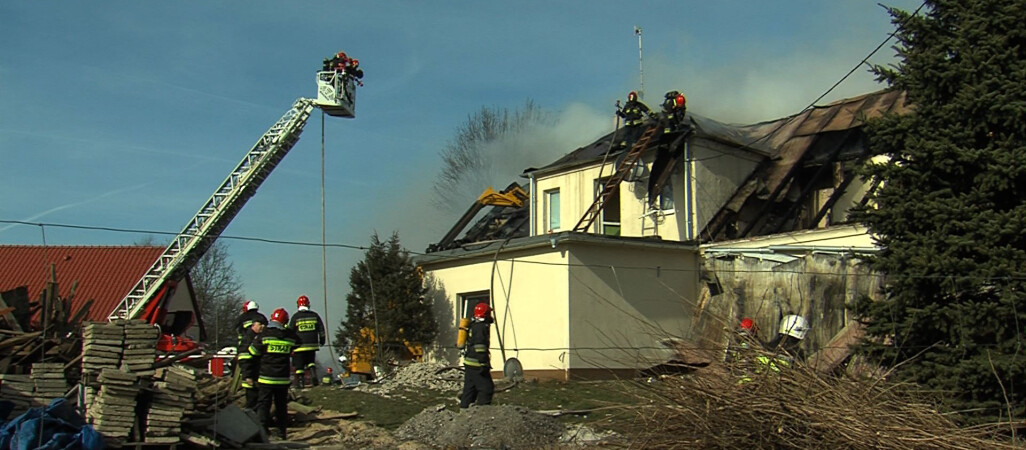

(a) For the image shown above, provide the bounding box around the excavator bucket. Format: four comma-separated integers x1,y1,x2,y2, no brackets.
315,71,356,118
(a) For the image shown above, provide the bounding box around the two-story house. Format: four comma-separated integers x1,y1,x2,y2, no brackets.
417,89,907,380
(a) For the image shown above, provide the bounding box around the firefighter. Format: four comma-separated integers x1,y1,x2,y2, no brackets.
289,295,326,388
459,302,495,409
321,367,334,386
615,91,652,149
250,308,299,439
660,90,687,134
346,58,364,80
235,301,265,347
725,317,761,365
238,309,268,410
765,314,809,363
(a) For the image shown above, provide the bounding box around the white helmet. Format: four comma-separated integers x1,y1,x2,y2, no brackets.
778,315,809,340
243,300,259,312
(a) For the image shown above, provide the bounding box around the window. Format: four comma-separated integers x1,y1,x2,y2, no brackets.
657,180,674,211
545,189,561,232
596,178,621,236
458,291,490,322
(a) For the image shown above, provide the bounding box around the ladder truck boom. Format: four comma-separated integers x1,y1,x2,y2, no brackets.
111,69,358,322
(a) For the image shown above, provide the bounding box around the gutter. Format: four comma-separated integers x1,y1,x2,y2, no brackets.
703,245,878,255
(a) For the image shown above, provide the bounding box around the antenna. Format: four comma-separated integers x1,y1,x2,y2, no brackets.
635,25,645,100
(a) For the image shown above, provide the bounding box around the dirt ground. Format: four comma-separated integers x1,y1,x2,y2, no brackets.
296,362,627,448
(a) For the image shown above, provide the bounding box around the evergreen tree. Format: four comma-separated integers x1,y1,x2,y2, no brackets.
854,0,1026,423
334,232,437,361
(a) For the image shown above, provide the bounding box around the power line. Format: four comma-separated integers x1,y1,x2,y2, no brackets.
6,217,1026,280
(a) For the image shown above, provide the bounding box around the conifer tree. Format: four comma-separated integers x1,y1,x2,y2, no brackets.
854,0,1026,423
334,232,437,362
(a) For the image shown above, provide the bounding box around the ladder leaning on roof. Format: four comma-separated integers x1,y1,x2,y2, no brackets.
573,125,660,233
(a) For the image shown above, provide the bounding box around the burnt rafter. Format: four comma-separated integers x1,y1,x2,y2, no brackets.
763,128,859,235
737,102,853,238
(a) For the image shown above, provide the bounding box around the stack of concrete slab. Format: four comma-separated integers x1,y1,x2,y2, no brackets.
81,321,124,374
31,362,68,405
88,368,146,445
120,321,159,376
145,365,197,443
0,374,35,414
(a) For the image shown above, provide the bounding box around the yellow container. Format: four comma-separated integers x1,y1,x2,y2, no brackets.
456,318,470,349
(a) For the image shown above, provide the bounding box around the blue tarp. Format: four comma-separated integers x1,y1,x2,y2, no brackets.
0,398,104,450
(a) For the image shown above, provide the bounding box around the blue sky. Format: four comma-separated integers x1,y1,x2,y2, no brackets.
0,1,921,331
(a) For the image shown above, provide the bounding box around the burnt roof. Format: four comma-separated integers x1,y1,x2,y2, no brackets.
525,112,775,178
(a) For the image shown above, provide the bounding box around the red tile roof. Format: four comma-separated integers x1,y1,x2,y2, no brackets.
0,245,164,324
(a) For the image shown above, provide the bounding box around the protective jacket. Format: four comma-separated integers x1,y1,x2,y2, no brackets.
462,319,491,368
237,312,268,385
289,308,326,352
249,322,299,386
235,310,266,347
617,100,651,127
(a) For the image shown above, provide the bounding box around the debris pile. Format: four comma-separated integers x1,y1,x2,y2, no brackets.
395,404,565,449
358,362,463,395
628,348,1019,450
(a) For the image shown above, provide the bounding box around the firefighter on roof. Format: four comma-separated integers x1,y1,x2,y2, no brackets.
660,90,687,134
290,295,326,388
460,302,495,409
250,308,299,439
616,91,652,149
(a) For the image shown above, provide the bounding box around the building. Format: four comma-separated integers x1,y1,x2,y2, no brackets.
0,245,205,341
418,89,908,380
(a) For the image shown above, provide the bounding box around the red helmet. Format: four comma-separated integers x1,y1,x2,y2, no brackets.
351,58,359,66
739,317,758,334
242,300,259,313
675,94,686,108
297,295,310,308
628,91,638,102
270,308,289,325
473,303,491,319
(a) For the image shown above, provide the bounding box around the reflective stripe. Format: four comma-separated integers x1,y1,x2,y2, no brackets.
238,353,253,361
249,345,260,356
463,357,486,367
295,369,305,374
241,381,253,388
258,376,292,385
305,362,316,369
294,345,319,352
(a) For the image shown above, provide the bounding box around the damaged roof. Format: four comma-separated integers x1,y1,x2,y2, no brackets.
0,245,164,323
525,112,775,178
702,89,909,241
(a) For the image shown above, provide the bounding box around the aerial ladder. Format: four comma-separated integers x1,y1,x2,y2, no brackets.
108,67,359,351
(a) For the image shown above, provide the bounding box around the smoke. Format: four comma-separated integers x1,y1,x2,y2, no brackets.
371,103,610,253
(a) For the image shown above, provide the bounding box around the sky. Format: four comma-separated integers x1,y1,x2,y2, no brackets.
0,1,923,336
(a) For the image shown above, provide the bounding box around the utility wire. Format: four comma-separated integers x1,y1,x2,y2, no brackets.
7,217,1026,280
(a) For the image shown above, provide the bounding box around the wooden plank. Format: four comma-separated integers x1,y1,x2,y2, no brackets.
0,294,23,332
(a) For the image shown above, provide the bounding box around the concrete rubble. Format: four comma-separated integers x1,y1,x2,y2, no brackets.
353,361,463,395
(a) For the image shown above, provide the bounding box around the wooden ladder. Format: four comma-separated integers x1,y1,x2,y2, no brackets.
573,126,659,232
